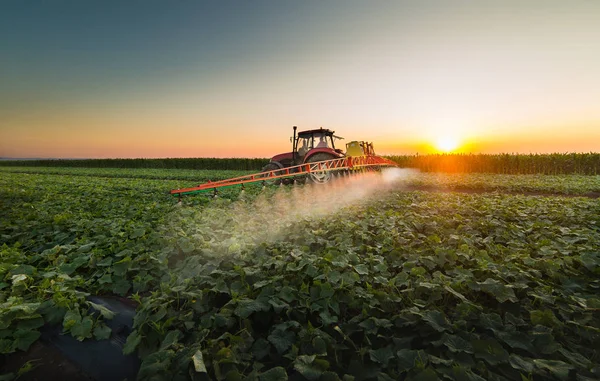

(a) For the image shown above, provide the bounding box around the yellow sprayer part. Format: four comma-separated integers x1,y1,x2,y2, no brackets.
346,141,364,157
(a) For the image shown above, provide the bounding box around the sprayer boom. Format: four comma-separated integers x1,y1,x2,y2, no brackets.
170,155,397,199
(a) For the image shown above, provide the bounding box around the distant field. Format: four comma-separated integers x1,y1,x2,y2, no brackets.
387,152,600,175
0,157,269,171
1,152,599,174
1,168,599,380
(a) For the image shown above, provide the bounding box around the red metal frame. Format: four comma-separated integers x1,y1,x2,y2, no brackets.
170,155,398,197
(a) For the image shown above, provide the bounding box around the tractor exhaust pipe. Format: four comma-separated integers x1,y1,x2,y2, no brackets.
292,126,297,165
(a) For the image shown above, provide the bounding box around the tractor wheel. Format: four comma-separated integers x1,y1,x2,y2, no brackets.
260,162,284,185
306,153,337,184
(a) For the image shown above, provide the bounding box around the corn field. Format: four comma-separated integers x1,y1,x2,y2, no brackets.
386,153,600,175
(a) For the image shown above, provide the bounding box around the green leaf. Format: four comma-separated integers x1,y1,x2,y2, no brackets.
11,274,28,285
97,257,113,267
112,257,131,276
530,309,561,328
62,309,82,331
58,256,89,275
533,359,574,381
397,349,421,372
319,310,338,325
472,339,509,365
354,264,369,275
160,330,182,350
479,313,503,331
577,252,600,271
409,367,438,381
508,354,535,373
496,331,535,352
98,273,112,284
77,242,95,253
475,278,517,303
13,329,40,351
71,316,94,341
422,310,450,332
369,345,394,367
268,298,289,313
312,337,327,356
178,238,195,254
130,228,145,239
88,301,115,320
252,338,271,360
319,282,335,299
557,348,591,368
112,279,131,296
279,286,296,303
441,334,474,353
235,299,269,319
267,328,295,354
137,350,174,379
39,302,66,325
341,271,360,285
0,338,13,354
123,330,142,355
93,324,112,340
259,367,287,381
192,349,207,373
17,317,44,331
294,355,323,381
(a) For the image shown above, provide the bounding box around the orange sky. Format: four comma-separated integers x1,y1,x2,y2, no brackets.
1,1,599,158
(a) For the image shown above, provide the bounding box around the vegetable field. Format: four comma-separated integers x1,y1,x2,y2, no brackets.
0,167,599,381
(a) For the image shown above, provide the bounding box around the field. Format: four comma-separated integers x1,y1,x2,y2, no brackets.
1,167,599,381
2,152,599,175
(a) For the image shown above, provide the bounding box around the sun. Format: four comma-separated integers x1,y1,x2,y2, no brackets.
435,136,460,153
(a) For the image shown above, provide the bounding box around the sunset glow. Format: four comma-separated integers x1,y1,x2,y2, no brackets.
1,1,599,158
435,137,460,153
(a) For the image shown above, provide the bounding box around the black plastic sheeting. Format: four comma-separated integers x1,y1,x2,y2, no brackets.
40,296,140,381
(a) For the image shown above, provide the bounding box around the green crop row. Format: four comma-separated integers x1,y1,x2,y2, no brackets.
0,171,599,380
387,153,600,175
1,167,599,195
0,166,252,182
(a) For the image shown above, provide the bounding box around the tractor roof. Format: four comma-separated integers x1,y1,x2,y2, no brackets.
298,128,335,137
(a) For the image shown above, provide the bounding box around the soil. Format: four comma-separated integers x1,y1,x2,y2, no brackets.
0,341,93,381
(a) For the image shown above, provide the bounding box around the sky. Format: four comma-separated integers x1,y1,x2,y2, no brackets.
1,0,599,158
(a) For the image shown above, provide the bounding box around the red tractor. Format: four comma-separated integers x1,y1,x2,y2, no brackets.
170,127,398,198
262,126,345,183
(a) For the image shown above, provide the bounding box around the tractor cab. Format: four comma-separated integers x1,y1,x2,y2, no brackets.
270,127,344,168
294,128,342,159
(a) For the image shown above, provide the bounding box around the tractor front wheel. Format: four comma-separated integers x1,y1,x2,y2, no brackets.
306,153,337,184
260,162,284,185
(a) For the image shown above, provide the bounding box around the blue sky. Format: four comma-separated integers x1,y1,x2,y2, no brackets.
1,1,599,157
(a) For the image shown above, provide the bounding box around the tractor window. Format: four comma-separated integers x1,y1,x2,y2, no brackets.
315,134,330,148
297,137,312,156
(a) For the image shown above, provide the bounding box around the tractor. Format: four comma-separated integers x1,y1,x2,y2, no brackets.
261,126,377,184
170,126,397,197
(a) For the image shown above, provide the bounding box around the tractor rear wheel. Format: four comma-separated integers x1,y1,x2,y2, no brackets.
306,153,337,184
